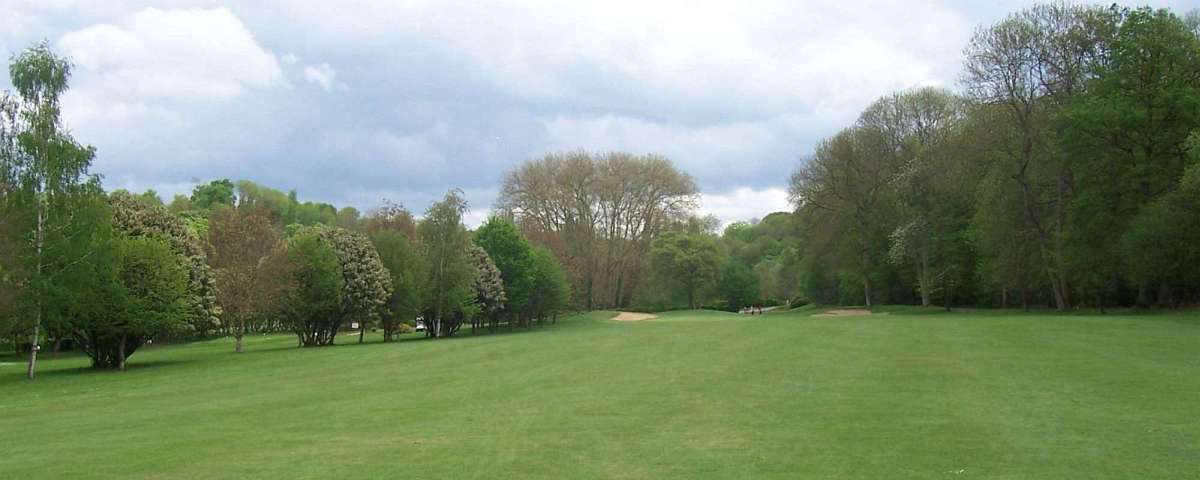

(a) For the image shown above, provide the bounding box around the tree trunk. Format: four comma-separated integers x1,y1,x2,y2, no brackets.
1001,286,1008,309
26,199,45,381
918,251,932,307
118,335,126,372
235,320,244,353
358,325,365,344
26,322,39,380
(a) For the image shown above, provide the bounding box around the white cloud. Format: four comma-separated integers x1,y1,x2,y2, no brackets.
303,62,345,91
540,114,804,188
264,0,967,117
59,7,283,103
281,53,300,64
699,187,792,226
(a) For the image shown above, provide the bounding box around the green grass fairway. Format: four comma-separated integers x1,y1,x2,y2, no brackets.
2,309,1198,479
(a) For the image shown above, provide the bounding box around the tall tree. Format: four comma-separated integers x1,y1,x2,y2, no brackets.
498,151,697,310
280,230,344,347
468,244,506,332
528,246,571,324
1062,7,1200,306
418,190,475,338
1,43,101,379
789,125,899,307
207,206,291,352
650,230,721,309
370,229,428,341
473,216,535,325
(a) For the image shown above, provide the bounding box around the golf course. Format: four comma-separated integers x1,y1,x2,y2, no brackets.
3,307,1197,479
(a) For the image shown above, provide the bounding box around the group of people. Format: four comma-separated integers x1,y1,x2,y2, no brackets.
741,305,765,315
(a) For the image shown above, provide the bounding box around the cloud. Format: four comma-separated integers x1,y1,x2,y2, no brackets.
303,62,345,91
698,187,792,226
540,114,808,190
14,0,1191,227
58,7,283,103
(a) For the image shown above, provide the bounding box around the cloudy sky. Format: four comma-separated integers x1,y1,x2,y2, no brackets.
2,0,1192,225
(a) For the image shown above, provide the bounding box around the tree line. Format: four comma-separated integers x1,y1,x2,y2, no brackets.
548,4,1200,314
790,4,1200,310
0,44,570,379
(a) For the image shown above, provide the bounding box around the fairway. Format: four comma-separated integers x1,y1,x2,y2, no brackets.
2,308,1199,479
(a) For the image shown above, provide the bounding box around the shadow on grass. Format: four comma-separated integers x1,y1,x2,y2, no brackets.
57,358,201,376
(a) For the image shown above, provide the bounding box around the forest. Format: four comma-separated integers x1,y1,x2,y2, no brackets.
3,3,1200,380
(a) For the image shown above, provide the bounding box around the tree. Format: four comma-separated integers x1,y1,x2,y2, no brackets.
70,235,189,370
1,42,101,379
418,190,475,338
718,261,758,312
207,207,291,352
370,229,428,341
1062,7,1200,307
1120,134,1200,306
468,244,506,332
280,230,343,347
277,225,389,347
528,247,570,324
110,191,221,336
498,151,698,309
650,230,721,309
961,4,1115,309
313,226,392,344
473,216,535,325
788,126,899,307
364,200,417,237
190,179,236,211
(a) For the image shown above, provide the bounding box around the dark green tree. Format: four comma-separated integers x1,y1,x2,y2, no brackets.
650,230,721,309
718,261,759,312
370,229,428,341
473,216,535,325
190,179,236,211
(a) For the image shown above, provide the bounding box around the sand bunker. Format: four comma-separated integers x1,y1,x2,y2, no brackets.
612,312,658,321
812,308,873,317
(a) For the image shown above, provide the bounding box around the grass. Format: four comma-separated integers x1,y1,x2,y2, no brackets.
2,308,1198,479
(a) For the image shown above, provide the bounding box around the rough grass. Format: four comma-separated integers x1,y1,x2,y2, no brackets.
2,308,1198,479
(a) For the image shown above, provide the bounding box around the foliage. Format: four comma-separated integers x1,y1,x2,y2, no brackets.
70,235,189,369
207,206,292,351
650,230,721,309
717,261,758,312
528,246,571,322
0,42,102,378
280,230,343,346
417,190,476,337
370,229,428,341
190,179,236,211
473,216,535,320
110,190,221,335
498,151,698,310
278,225,390,346
468,244,505,321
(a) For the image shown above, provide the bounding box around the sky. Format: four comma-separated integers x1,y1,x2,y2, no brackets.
2,0,1195,226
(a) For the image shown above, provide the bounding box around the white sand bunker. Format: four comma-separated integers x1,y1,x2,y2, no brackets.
812,308,873,317
612,312,658,321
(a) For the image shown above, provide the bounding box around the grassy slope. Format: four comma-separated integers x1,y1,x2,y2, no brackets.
1,308,1198,479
